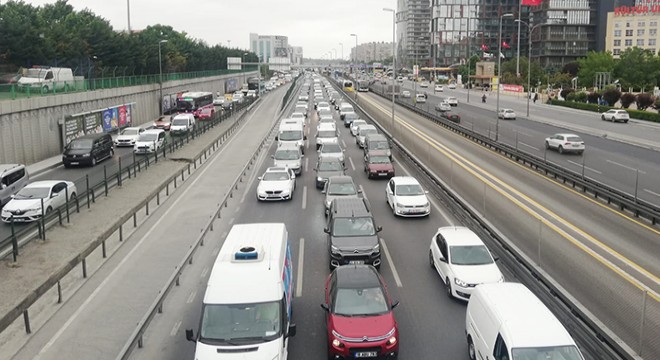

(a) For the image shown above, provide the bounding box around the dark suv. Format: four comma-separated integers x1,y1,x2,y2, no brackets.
325,198,382,270
62,133,114,167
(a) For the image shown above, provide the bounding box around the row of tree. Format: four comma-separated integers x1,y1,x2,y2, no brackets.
457,47,660,92
0,0,257,77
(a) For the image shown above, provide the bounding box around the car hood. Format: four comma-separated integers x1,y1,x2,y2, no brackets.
330,313,395,340
170,124,189,129
258,180,291,192
3,198,43,212
135,140,157,147
194,337,283,360
393,195,428,206
117,134,138,141
331,234,378,249
274,159,301,168
452,263,502,284
367,163,393,171
317,170,344,179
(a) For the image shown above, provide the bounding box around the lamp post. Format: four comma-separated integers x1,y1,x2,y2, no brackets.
466,0,472,102
242,52,248,91
332,48,337,60
158,39,168,116
496,13,514,142
384,7,396,128
350,33,358,77
515,20,543,118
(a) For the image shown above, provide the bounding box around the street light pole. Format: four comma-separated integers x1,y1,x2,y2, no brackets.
496,14,514,142
384,7,396,128
350,34,358,78
242,52,248,91
515,20,542,118
158,39,168,116
466,0,471,102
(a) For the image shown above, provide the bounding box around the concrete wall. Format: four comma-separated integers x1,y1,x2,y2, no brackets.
0,72,257,164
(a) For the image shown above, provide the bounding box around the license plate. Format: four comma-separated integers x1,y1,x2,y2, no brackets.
70,162,79,165
378,173,388,176
355,351,377,358
349,260,364,265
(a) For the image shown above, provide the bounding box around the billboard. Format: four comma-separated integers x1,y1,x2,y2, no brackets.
228,57,242,70
63,103,135,145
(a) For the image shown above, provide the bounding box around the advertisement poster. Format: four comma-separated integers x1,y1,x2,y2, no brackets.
102,109,113,132
118,105,127,127
64,115,84,145
84,113,101,134
125,104,132,126
162,95,172,114
111,107,119,129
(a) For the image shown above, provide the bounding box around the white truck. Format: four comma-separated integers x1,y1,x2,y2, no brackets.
169,113,196,135
17,66,75,92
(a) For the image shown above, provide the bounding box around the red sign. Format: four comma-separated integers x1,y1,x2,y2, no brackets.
614,5,660,16
502,84,524,93
522,0,543,6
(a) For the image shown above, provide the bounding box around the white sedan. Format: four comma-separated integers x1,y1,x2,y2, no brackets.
429,226,504,300
385,176,430,217
1,181,77,223
350,120,367,137
498,109,516,120
318,143,345,164
114,127,145,147
256,167,296,201
445,97,458,106
401,90,411,98
544,133,585,154
434,84,444,92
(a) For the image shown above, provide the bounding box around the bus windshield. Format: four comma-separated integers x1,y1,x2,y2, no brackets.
199,301,282,345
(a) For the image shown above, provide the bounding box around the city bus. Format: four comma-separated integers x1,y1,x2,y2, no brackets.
247,77,264,95
357,80,370,92
175,91,214,118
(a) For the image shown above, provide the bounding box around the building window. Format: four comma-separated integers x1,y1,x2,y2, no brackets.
614,40,621,46
614,30,622,37
626,22,631,28
625,29,633,36
651,29,657,36
625,39,633,46
615,22,621,28
651,21,658,27
637,39,645,46
613,49,621,56
650,39,657,46
638,21,646,27
638,29,645,36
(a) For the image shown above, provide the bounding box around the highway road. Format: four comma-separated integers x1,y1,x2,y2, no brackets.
3,75,658,360
371,80,660,206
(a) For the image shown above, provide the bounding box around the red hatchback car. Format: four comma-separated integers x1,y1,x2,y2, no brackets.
364,150,395,179
322,265,399,360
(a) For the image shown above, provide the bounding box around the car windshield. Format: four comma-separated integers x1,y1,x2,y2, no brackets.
333,287,389,317
199,301,282,344
368,141,389,150
345,113,359,121
395,184,424,196
318,131,336,138
450,245,493,265
360,128,377,136
121,129,140,136
319,109,332,116
274,150,299,160
369,156,390,164
172,119,189,126
327,182,356,195
318,161,343,171
14,187,50,199
291,113,304,119
332,217,376,236
321,144,341,153
263,171,290,181
68,139,93,149
352,121,366,128
567,136,582,142
138,133,159,141
512,345,583,360
341,107,353,112
279,130,302,141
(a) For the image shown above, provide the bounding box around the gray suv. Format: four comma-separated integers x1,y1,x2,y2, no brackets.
322,175,361,215
325,198,382,270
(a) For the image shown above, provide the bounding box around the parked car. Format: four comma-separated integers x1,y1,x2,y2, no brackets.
429,226,504,300
114,127,145,147
601,109,629,123
315,158,346,189
498,108,516,120
441,112,461,123
134,129,167,154
385,176,430,217
322,265,399,359
544,133,585,154
322,175,361,214
62,133,114,167
364,151,395,179
256,167,296,201
153,116,171,131
1,181,77,223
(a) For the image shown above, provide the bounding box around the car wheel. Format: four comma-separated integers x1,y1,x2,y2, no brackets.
544,141,550,150
445,277,453,298
558,145,564,154
91,157,97,166
601,115,606,121
46,206,53,215
468,337,476,360
624,120,628,123
70,193,77,202
429,250,434,268
392,204,397,216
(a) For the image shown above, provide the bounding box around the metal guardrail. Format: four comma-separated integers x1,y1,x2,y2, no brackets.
368,86,660,226
330,78,637,360
0,98,257,336
115,77,301,359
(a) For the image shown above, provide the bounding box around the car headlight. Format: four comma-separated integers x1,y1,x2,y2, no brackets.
331,245,340,254
317,177,323,182
82,153,90,157
386,336,397,346
332,338,344,349
396,202,404,208
373,243,380,253
454,277,469,287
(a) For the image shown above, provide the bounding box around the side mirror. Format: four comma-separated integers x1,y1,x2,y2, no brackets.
438,255,447,263
357,188,363,194
288,323,297,337
493,255,500,262
323,227,330,233
391,300,400,309
275,136,279,141
320,303,329,312
257,176,262,180
271,155,275,159
376,226,383,233
304,135,308,140
185,329,196,342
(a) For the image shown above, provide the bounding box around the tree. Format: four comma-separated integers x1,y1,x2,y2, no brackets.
577,51,615,88
457,55,480,83
635,93,654,110
602,88,621,106
551,73,573,89
587,92,600,104
562,61,579,77
615,47,659,91
620,93,636,108
560,88,574,100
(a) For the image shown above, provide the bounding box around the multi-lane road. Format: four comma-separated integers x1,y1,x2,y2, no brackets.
2,75,659,360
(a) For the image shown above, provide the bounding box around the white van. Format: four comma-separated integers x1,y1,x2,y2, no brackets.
277,121,307,154
0,164,29,209
170,113,195,135
466,283,585,360
17,66,74,92
186,223,296,359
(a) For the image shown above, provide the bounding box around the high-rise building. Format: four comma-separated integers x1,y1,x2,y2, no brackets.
606,0,660,58
249,33,302,70
350,42,394,64
397,0,432,69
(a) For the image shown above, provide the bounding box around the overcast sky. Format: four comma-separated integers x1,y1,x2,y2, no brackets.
28,0,397,59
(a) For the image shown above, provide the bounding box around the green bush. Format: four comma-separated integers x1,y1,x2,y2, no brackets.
575,92,588,103
566,92,577,101
548,99,660,123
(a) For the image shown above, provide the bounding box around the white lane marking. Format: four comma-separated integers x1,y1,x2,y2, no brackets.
349,157,356,171
229,217,235,225
200,266,209,278
296,238,305,297
643,188,660,198
397,161,453,225
518,142,539,151
302,186,307,210
35,116,252,356
515,130,531,137
341,139,347,148
380,238,403,288
606,159,647,174
304,157,309,173
567,160,603,174
170,320,182,337
234,205,241,213
186,290,197,304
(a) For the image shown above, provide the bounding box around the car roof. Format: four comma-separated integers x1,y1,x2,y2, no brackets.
25,180,67,188
327,175,354,184
143,129,164,134
391,176,420,186
554,133,580,137
265,167,289,173
334,265,381,289
358,124,377,130
436,226,485,246
0,164,24,173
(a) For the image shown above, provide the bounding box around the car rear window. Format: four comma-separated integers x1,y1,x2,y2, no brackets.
567,136,582,142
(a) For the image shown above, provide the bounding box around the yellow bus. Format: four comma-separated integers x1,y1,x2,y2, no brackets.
343,80,354,92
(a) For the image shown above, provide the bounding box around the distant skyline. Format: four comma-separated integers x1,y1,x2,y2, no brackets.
27,0,397,59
